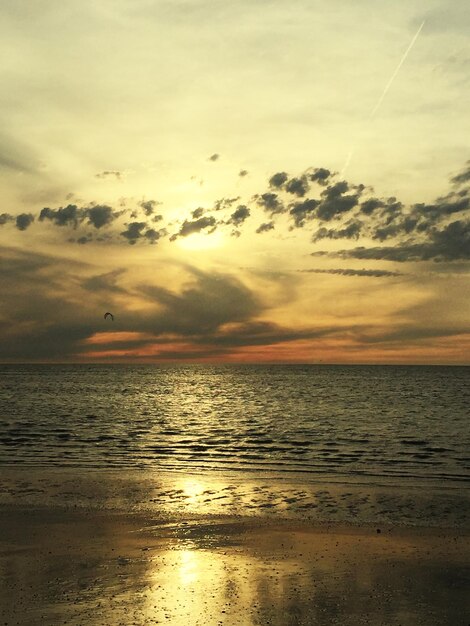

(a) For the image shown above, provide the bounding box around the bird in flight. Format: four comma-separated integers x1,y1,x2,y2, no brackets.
104,312,114,321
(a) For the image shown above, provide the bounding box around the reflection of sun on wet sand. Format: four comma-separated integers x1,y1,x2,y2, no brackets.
0,468,469,625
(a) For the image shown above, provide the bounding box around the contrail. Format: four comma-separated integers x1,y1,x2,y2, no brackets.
370,20,425,118
341,20,425,176
340,147,355,178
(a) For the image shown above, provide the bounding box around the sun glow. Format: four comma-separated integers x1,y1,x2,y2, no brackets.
177,231,225,251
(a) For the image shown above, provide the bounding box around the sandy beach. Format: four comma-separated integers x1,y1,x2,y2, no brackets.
1,468,469,625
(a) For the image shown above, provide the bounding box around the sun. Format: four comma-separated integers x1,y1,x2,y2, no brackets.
177,231,226,251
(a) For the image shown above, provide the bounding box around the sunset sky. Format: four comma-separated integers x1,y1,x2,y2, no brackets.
1,0,469,364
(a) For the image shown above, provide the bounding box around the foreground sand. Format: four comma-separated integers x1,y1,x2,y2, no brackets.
1,469,469,625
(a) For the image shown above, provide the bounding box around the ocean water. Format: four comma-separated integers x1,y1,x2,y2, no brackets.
0,364,468,483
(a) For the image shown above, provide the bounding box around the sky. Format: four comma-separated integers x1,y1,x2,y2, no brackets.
1,0,469,364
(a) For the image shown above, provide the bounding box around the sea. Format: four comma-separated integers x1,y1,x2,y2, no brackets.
0,364,468,484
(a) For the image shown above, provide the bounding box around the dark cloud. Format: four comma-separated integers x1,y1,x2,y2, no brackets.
87,205,114,229
15,213,34,231
191,207,205,219
0,213,14,225
256,193,285,216
239,169,249,177
140,269,262,335
309,167,332,185
119,223,165,246
120,221,147,244
76,236,91,244
285,176,309,197
95,171,122,180
451,161,470,186
144,228,164,244
82,269,128,294
171,216,217,240
360,198,385,215
312,220,362,241
318,219,470,262
269,172,288,189
0,247,94,361
316,181,362,221
140,199,161,215
210,320,337,348
131,269,344,355
256,221,275,234
209,153,220,161
289,199,319,228
431,219,470,260
4,160,470,265
214,197,239,211
227,205,250,227
39,203,123,232
39,204,83,228
300,268,402,277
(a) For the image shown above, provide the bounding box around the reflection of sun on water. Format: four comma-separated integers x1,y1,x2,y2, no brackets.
178,550,198,585
180,478,205,505
177,231,225,251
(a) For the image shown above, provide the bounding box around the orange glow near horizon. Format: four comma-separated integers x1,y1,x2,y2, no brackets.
75,332,470,365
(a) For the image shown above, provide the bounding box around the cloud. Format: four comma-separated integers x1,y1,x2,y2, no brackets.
285,176,309,197
38,203,124,233
289,199,319,227
170,216,217,240
214,197,240,211
39,204,83,228
269,171,288,189
309,167,332,185
417,4,470,35
256,193,285,216
312,220,362,241
0,245,465,363
87,205,115,229
360,198,385,215
191,207,205,219
15,213,34,231
316,219,470,262
139,199,161,215
0,246,94,361
0,133,40,175
4,160,470,264
451,161,470,186
122,269,345,355
120,221,148,244
139,269,263,336
95,171,122,180
226,205,250,226
0,213,14,226
316,181,362,221
209,320,338,348
256,221,275,234
119,222,165,245
300,268,403,277
144,228,164,244
82,269,128,294
76,235,92,244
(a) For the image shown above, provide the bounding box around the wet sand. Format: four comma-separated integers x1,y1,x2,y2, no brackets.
1,469,469,625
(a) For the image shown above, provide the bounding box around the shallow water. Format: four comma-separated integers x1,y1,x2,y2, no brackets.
1,509,469,626
0,364,468,483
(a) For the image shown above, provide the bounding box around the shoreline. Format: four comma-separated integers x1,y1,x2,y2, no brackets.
1,503,469,625
1,465,469,529
1,467,469,624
